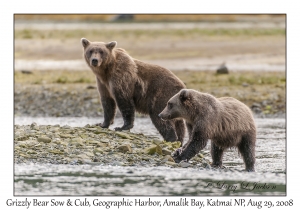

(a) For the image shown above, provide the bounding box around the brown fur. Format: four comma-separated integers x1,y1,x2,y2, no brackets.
81,38,186,143
159,89,256,171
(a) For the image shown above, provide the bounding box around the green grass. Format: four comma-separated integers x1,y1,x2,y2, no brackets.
15,70,95,84
14,70,286,113
174,70,285,87
15,28,285,40
14,70,285,86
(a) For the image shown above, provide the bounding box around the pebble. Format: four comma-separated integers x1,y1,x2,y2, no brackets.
14,124,209,168
100,139,110,143
93,148,104,154
69,138,84,146
161,155,174,163
152,139,163,145
144,145,163,155
115,132,133,139
179,161,190,168
37,136,52,143
166,161,177,167
118,144,132,153
162,148,172,155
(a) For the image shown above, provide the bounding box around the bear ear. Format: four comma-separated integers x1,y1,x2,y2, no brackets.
106,41,117,50
179,89,189,102
81,38,90,48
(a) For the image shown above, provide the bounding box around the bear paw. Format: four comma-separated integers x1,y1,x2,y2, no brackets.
172,147,182,157
114,124,133,131
172,147,184,163
95,123,109,128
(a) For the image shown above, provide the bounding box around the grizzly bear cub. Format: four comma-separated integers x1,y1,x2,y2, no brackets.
81,38,186,143
159,89,256,172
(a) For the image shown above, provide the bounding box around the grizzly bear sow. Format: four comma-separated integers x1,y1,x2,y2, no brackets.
81,38,186,143
159,89,256,172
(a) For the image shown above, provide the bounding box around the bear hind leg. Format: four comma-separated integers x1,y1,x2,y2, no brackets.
238,133,256,172
150,114,178,142
211,142,225,168
174,119,185,145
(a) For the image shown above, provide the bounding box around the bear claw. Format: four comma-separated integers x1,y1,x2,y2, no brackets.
172,147,182,157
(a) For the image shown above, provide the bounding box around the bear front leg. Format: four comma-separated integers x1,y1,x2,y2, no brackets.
186,122,193,139
99,97,116,128
173,129,208,163
113,94,135,131
96,78,116,128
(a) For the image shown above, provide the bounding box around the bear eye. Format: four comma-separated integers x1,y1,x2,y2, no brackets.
99,50,103,54
168,103,173,109
89,50,93,54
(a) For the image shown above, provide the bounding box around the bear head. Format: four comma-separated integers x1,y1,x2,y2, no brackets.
81,38,117,68
158,89,191,121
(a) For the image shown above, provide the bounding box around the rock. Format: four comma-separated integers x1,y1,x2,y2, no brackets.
62,125,71,129
205,164,212,170
152,139,163,145
144,145,163,155
251,103,261,109
19,153,30,158
21,70,32,74
86,140,101,145
162,155,174,163
171,141,181,149
15,136,28,141
76,154,91,160
59,134,75,138
26,150,37,154
98,142,109,147
111,161,125,166
86,85,96,89
118,144,132,153
216,62,229,74
141,156,151,161
111,14,135,21
179,161,190,168
155,145,163,155
197,153,204,158
202,159,211,169
37,136,52,143
84,152,94,157
86,127,97,131
242,83,249,87
49,127,59,132
115,132,133,139
100,139,110,143
30,122,37,129
93,148,104,154
165,161,177,167
69,137,84,146
162,148,172,155
49,149,64,154
262,100,269,106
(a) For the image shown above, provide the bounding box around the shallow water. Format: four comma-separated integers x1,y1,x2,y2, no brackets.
14,117,286,196
14,164,285,196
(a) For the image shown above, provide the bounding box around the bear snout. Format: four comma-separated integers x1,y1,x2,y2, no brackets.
91,59,98,67
158,112,170,121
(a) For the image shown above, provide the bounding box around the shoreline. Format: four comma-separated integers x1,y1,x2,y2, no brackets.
14,70,286,118
14,117,286,175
